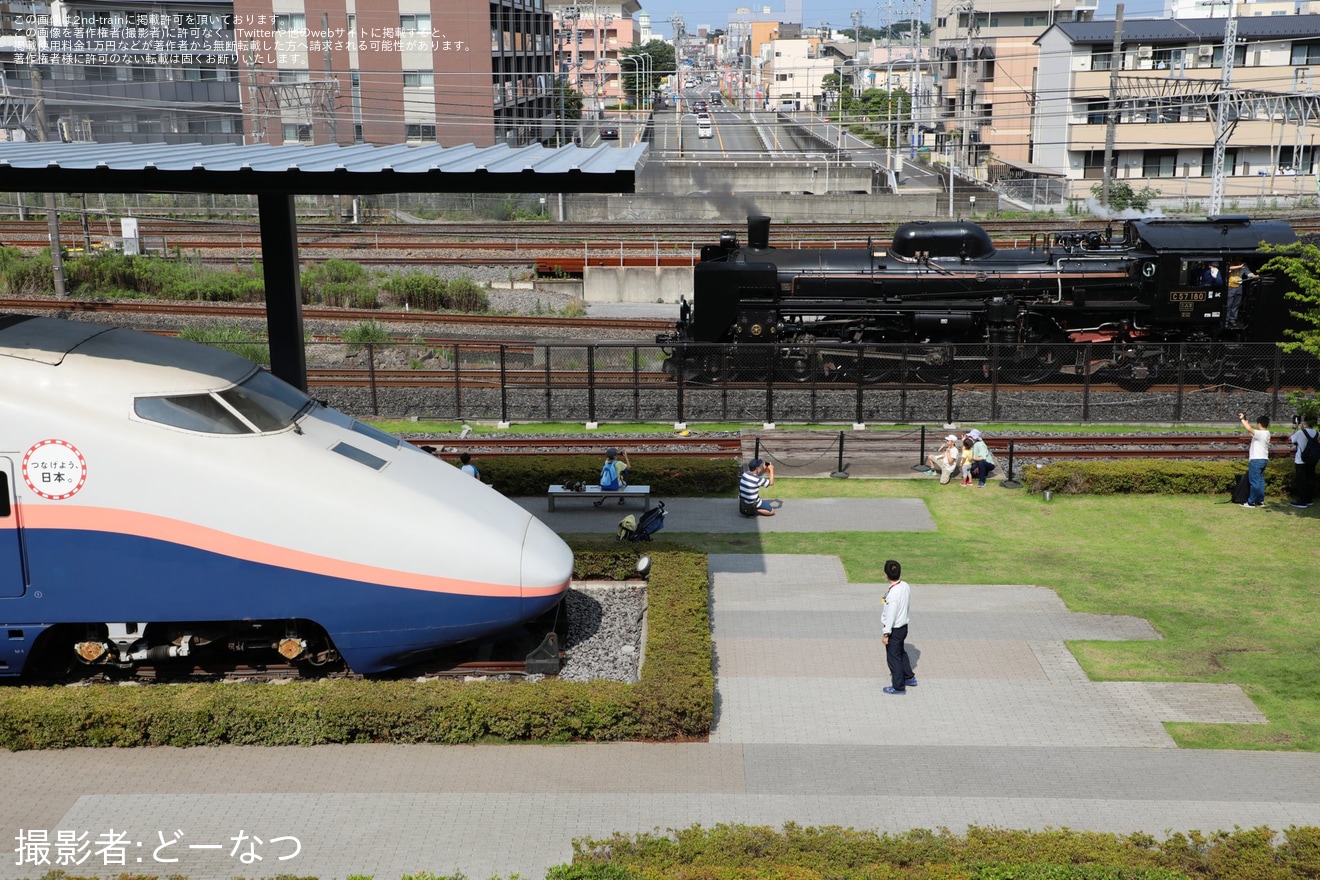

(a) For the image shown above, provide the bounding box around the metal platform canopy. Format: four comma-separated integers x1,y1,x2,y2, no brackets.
0,140,646,391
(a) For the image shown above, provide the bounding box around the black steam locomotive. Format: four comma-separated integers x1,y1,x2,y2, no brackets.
662,214,1298,383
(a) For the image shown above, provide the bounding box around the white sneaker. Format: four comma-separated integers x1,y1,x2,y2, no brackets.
1242,502,1260,508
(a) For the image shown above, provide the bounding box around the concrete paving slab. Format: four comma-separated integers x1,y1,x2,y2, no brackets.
515,497,936,533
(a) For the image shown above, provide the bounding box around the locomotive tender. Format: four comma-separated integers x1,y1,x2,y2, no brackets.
667,214,1298,382
0,315,573,679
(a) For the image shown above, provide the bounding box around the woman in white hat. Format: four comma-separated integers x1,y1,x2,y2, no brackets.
926,435,961,485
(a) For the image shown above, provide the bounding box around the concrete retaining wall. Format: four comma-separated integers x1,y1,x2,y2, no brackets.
567,192,940,223
583,266,693,303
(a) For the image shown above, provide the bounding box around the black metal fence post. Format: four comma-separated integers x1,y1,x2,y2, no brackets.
366,342,378,416
675,345,686,425
721,348,730,421
944,344,954,426
854,346,865,425
754,437,761,461
1174,343,1185,423
989,343,1000,420
499,344,508,424
1082,342,1092,423
452,342,462,421
809,343,818,423
587,345,597,424
899,344,909,423
1271,346,1283,421
766,345,777,424
632,345,640,421
543,345,552,421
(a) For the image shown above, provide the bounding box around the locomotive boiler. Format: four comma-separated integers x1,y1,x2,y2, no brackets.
663,214,1298,383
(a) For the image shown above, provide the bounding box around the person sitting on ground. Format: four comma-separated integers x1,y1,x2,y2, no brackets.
927,435,961,485
960,436,975,486
739,458,775,516
458,452,479,479
968,428,997,488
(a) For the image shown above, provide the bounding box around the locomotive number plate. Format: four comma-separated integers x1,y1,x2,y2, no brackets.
1169,290,1207,302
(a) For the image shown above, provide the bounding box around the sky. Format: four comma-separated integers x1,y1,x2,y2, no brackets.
645,0,1168,39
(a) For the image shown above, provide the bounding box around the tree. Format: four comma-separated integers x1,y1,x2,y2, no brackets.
619,41,676,107
1088,180,1159,212
1259,241,1320,358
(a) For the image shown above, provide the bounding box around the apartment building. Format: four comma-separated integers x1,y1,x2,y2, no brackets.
233,0,555,146
1035,15,1320,204
1,0,243,143
546,0,639,114
932,0,1094,167
758,32,832,110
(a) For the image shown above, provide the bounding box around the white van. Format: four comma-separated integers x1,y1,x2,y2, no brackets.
697,119,713,139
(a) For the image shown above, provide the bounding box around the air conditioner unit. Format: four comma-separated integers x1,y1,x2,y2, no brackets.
1197,45,1214,57
1137,45,1153,58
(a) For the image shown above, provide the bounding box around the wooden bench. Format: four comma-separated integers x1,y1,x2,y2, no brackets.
548,485,651,511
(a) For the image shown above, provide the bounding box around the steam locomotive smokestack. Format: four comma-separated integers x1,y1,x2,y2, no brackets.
748,215,771,250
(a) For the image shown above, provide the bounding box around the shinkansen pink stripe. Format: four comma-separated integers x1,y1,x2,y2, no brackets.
21,505,568,598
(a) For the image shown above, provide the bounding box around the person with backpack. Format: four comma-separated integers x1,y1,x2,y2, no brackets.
458,452,479,479
599,447,630,505
1290,413,1318,509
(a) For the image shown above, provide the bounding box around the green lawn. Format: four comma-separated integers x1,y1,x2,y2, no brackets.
677,478,1320,751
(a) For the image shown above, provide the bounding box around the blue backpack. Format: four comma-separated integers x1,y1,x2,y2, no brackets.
600,460,622,490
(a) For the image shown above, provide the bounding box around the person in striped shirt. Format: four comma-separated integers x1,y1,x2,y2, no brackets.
739,458,775,516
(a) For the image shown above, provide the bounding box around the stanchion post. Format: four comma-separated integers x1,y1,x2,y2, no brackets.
453,343,462,421
366,342,378,416
1000,437,1022,489
831,429,849,478
499,344,508,424
912,424,929,473
754,437,761,462
944,344,954,425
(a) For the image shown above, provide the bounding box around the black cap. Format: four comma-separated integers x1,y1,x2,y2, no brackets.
605,447,619,458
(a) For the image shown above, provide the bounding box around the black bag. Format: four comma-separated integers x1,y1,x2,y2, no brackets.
1302,430,1320,466
1231,473,1251,505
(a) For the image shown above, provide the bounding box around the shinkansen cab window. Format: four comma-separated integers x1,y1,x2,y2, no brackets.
218,370,313,432
134,394,250,434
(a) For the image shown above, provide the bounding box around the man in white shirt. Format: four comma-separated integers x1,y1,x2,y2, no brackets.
1239,412,1271,508
880,559,915,695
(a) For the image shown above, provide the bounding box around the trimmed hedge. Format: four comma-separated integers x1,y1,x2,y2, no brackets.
0,545,713,749
444,454,741,497
558,823,1320,880
1023,460,1299,496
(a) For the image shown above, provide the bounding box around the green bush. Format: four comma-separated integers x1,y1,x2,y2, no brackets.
1023,460,1298,496
562,824,1320,880
383,270,448,311
177,323,270,364
0,546,713,748
0,248,55,295
446,273,490,312
341,320,394,353
462,454,741,497
302,259,376,308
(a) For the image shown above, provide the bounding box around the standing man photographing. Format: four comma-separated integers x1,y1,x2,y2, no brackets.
881,559,916,695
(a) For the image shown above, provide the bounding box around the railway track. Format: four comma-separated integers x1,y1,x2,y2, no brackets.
0,297,675,335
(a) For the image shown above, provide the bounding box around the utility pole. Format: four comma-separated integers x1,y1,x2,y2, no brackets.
1208,0,1237,216
961,1,975,172
1100,4,1123,211
852,10,865,98
26,28,64,297
672,15,685,155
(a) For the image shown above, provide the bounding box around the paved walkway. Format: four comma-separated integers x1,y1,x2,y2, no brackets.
4,501,1320,880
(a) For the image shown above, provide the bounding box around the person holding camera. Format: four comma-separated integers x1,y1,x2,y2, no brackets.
1290,413,1318,509
1239,412,1272,508
739,458,775,516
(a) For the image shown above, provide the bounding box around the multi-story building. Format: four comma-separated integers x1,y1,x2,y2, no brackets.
932,0,1094,168
1035,15,1320,204
547,0,639,115
758,33,832,110
233,0,555,146
1,0,243,143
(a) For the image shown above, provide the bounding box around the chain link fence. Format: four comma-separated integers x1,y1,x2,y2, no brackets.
304,340,1318,425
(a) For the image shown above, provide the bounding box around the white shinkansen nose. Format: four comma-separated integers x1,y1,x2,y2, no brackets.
519,516,574,598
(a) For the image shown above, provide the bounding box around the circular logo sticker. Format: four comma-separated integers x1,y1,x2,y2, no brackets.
22,439,87,501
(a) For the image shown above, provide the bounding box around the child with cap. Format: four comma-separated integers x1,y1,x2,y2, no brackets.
927,435,961,484
597,447,631,505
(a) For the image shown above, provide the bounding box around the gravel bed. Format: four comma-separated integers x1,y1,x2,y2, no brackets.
558,583,646,683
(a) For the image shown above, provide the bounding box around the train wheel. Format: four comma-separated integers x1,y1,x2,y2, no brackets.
779,350,816,383
1018,346,1068,384
1182,347,1225,384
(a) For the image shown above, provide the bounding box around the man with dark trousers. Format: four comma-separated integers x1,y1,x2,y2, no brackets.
881,559,916,695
